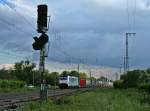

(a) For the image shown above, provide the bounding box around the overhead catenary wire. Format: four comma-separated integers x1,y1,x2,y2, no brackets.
0,1,36,36
0,15,35,36
133,0,136,31
126,0,137,32
49,30,83,64
0,50,33,60
0,0,36,31
0,1,37,60
13,10,36,31
49,28,94,66
126,0,131,31
50,45,80,63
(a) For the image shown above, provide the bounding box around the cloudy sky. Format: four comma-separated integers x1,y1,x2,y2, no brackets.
0,0,150,68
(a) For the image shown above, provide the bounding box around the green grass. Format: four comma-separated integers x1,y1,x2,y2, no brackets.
22,88,150,111
0,86,59,93
0,87,39,93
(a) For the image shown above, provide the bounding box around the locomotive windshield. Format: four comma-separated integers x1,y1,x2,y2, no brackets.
59,77,67,80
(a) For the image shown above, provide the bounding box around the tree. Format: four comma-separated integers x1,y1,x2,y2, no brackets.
70,70,79,77
97,76,108,82
60,71,70,77
32,70,41,86
79,72,87,78
13,60,36,84
121,70,145,88
60,70,85,78
46,72,59,86
113,80,124,89
0,68,15,80
89,77,96,80
146,68,150,74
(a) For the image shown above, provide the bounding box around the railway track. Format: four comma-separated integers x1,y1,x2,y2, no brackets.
0,88,92,110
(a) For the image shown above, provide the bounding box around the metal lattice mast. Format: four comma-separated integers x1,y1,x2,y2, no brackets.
125,32,136,74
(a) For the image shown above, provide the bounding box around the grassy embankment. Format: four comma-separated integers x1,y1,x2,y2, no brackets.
23,88,150,111
0,86,59,93
0,87,39,93
0,80,38,93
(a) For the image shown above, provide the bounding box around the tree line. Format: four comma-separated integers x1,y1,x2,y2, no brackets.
114,69,150,93
0,60,89,86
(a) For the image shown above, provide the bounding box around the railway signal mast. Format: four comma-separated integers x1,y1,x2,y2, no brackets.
32,4,49,101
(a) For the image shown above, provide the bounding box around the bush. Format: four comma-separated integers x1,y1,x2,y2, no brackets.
0,80,26,89
122,70,143,88
55,96,72,105
138,83,150,94
113,80,124,89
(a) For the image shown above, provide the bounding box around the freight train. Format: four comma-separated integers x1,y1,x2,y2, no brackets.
58,76,113,89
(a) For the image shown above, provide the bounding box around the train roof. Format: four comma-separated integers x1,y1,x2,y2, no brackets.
59,76,78,78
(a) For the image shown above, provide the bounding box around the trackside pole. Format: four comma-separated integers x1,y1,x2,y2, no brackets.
78,64,80,87
40,47,47,101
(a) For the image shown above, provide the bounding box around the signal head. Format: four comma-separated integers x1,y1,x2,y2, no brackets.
32,34,49,50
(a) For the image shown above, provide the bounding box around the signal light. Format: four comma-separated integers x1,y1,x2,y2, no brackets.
32,34,48,50
37,4,48,33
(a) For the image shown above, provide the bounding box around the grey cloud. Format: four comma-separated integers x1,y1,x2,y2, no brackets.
0,0,150,68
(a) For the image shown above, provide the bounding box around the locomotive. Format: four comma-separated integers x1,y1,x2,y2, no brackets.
59,76,79,89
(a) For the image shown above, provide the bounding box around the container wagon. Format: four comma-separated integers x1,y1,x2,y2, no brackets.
79,78,86,88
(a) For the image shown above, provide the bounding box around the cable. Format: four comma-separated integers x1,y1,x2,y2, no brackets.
133,0,136,31
126,0,130,31
126,0,137,32
48,29,87,65
0,50,32,60
14,10,36,31
0,1,37,58
51,43,81,63
50,34,80,62
0,0,36,31
0,18,15,27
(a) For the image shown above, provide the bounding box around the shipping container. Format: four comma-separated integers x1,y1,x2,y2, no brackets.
79,78,86,88
86,79,91,87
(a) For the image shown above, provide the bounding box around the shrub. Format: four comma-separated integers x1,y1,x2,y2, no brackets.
113,80,124,89
55,96,72,105
0,80,26,89
138,83,150,94
123,70,143,88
